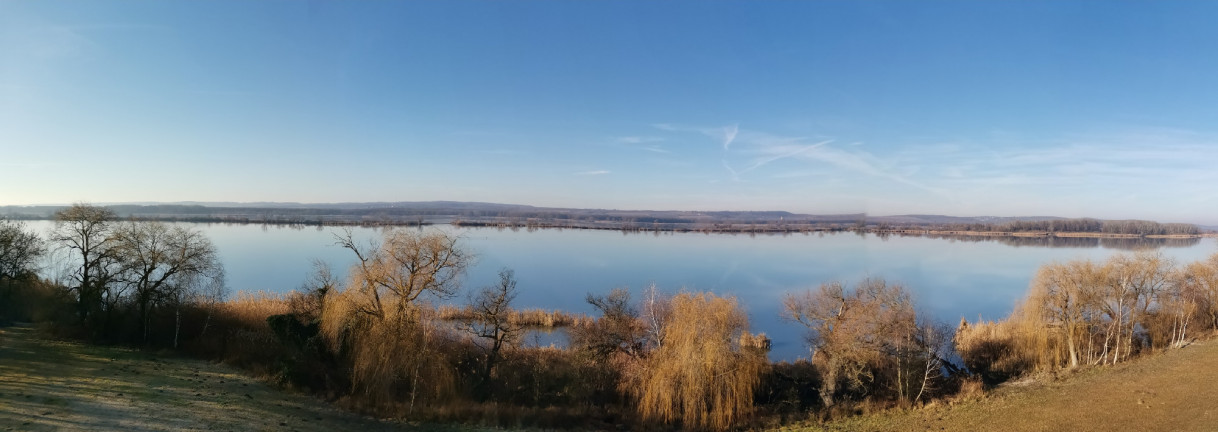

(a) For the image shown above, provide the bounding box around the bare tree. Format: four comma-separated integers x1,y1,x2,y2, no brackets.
320,228,471,410
1180,254,1218,330
572,287,647,358
0,218,45,320
911,320,952,403
463,267,518,392
0,218,44,283
640,283,671,350
50,203,120,326
335,228,471,324
165,264,226,348
1028,260,1099,368
782,278,917,406
111,220,221,343
290,259,338,321
1097,252,1173,363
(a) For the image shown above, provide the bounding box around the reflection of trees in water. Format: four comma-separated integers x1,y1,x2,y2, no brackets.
896,233,1200,249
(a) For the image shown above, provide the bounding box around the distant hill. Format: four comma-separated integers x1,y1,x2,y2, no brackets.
0,201,1199,232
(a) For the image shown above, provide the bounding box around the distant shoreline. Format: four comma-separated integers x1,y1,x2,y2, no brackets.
11,215,1212,239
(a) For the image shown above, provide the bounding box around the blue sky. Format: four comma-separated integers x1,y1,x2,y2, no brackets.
4,1,1218,223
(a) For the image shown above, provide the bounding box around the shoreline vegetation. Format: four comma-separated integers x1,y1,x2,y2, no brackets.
4,204,1218,430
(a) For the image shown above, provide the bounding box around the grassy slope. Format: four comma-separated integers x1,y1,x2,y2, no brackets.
789,336,1218,432
0,325,470,432
5,322,1217,432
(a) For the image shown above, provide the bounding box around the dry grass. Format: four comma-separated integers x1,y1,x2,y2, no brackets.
222,291,293,327
435,305,592,328
0,324,440,432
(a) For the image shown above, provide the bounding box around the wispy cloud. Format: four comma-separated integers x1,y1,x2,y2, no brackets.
649,122,1218,221
721,124,739,150
650,123,739,150
575,170,611,176
722,160,740,182
742,140,831,173
642,146,671,154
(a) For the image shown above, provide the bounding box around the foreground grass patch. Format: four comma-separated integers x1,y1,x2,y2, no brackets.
0,325,465,432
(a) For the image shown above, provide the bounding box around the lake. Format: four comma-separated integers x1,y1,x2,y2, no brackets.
24,221,1218,361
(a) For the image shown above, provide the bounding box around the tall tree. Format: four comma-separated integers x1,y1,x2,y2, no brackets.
111,221,221,343
50,203,119,326
464,267,519,395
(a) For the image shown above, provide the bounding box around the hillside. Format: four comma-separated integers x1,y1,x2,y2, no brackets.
0,201,1198,233
5,321,1217,432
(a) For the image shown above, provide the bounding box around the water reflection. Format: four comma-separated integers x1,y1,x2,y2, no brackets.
19,220,1217,361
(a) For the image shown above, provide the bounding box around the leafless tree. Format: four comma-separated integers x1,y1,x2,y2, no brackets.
463,267,518,391
0,218,45,320
334,227,471,325
782,278,918,406
111,220,222,343
0,218,44,283
572,287,646,358
50,203,120,326
320,228,471,410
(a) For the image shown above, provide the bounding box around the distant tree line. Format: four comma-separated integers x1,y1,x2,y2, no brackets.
933,218,1199,236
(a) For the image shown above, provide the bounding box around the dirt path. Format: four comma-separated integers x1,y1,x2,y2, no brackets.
0,325,451,432
797,337,1218,432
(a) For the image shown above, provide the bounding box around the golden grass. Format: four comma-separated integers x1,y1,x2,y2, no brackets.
435,304,592,328
221,291,293,327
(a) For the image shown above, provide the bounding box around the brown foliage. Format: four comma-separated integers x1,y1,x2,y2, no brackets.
625,292,768,431
320,229,472,412
959,251,1218,385
782,278,944,406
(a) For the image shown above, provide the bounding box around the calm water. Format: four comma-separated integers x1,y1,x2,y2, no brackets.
25,221,1218,360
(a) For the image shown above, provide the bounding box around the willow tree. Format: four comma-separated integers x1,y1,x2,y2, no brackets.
627,292,768,431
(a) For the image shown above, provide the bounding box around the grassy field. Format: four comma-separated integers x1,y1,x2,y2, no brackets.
792,335,1218,432
0,324,472,432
